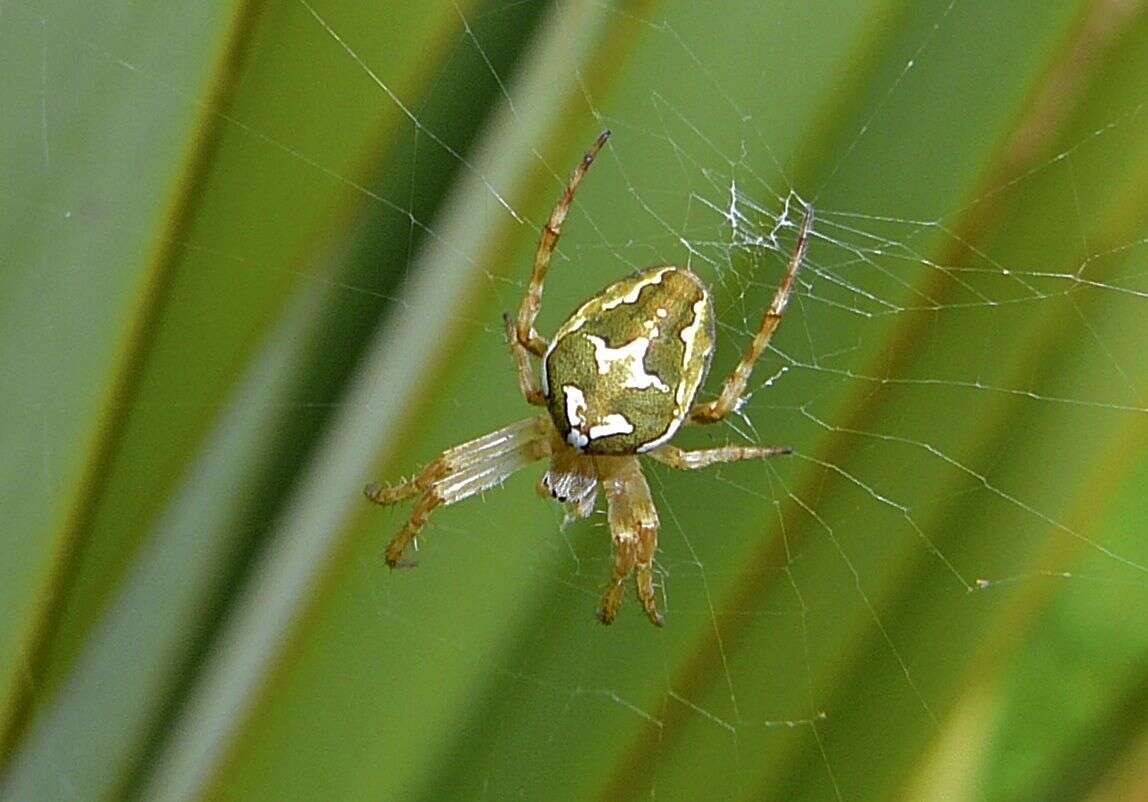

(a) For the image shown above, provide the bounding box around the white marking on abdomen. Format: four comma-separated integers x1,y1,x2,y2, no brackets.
601,267,673,310
588,413,634,440
675,296,709,409
564,385,587,425
563,385,591,448
585,334,670,392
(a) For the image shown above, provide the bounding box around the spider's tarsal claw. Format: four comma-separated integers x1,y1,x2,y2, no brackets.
365,481,408,505
598,581,625,626
636,568,663,627
385,555,419,570
384,533,420,570
589,129,611,157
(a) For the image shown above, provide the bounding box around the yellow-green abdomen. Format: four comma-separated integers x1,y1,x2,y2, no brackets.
542,266,714,455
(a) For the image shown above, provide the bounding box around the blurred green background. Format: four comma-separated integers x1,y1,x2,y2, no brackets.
3,0,1148,800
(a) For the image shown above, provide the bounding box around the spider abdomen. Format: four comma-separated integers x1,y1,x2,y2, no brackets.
542,266,715,455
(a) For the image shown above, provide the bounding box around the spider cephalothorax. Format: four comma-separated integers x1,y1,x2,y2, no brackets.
366,131,812,626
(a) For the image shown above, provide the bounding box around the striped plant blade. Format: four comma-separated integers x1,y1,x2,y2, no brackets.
3,1,1147,802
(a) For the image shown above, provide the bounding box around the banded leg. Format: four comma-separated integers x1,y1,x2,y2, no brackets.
598,536,638,626
691,202,813,424
634,515,661,627
512,130,611,361
365,416,550,566
505,313,546,406
647,443,792,471
598,456,663,626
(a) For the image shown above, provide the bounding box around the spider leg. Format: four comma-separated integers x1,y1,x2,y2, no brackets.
647,443,791,470
365,416,550,567
597,456,663,627
635,523,661,627
504,313,546,406
512,130,611,365
691,201,813,425
599,535,638,626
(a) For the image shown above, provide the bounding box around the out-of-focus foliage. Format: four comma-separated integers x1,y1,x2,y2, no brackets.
2,1,1148,801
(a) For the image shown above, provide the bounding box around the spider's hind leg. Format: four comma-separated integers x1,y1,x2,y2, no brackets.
365,416,550,567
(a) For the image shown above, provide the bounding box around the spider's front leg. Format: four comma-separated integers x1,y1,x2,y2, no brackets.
504,313,546,406
506,131,611,407
691,201,813,425
365,417,550,567
513,130,610,357
597,456,663,627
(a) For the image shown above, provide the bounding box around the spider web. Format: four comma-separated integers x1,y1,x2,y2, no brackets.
4,1,1148,801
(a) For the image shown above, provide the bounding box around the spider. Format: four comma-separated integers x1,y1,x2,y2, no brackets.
366,130,813,627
